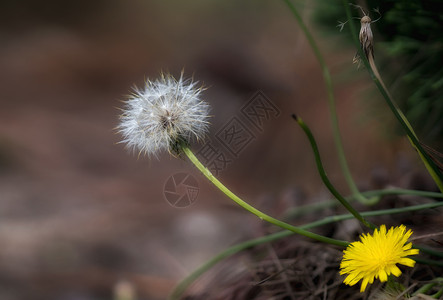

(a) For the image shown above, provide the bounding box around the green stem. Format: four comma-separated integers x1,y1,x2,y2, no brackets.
169,200,443,300
293,114,376,229
180,142,347,247
415,143,443,193
414,245,443,260
285,188,443,219
361,188,443,199
310,201,443,231
412,277,443,297
413,257,443,268
282,0,375,205
341,0,443,191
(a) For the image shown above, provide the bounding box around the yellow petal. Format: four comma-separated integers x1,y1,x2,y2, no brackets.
398,257,416,267
378,270,388,282
390,265,402,277
360,277,369,292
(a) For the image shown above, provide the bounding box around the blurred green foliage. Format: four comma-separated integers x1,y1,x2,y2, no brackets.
313,0,443,146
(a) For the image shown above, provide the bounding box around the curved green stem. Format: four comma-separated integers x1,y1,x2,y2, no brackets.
341,0,443,191
282,0,376,205
293,114,376,229
412,278,443,297
169,200,443,299
180,141,347,248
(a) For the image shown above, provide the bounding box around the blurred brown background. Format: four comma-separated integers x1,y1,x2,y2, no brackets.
0,1,429,299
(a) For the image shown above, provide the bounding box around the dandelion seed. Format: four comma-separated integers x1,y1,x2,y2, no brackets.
337,21,347,32
118,72,210,157
340,225,419,292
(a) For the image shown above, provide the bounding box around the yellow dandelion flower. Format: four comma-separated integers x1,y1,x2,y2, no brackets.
340,224,419,292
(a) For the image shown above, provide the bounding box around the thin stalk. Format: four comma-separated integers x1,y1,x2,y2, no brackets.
309,201,443,231
285,188,443,219
412,278,443,297
413,258,443,268
180,141,347,247
361,188,443,199
169,200,443,300
415,246,443,261
341,0,443,191
293,114,376,229
282,0,376,205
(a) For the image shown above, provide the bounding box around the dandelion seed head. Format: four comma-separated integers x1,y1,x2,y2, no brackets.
340,225,419,292
118,73,210,156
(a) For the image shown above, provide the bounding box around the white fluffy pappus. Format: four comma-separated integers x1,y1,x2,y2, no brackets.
118,73,210,156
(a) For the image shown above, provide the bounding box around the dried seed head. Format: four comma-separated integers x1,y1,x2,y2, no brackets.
353,14,374,67
359,15,374,59
347,4,381,67
118,72,210,157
